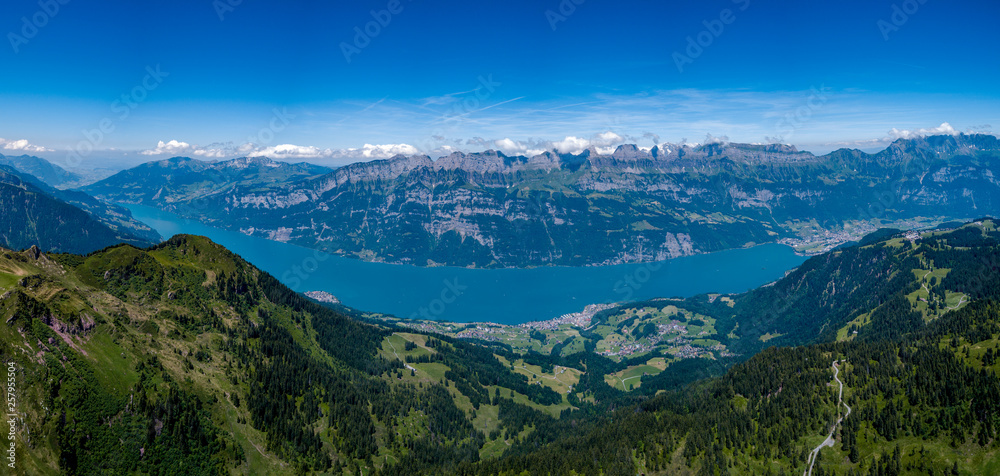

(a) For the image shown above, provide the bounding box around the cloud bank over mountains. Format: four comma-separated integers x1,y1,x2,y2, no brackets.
0,137,52,153
135,132,636,162
4,85,995,168
464,131,629,157
823,122,978,149
6,121,992,170
139,140,421,161
887,122,960,140
132,122,987,164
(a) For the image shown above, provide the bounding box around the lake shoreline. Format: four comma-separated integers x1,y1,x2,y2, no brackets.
125,204,808,325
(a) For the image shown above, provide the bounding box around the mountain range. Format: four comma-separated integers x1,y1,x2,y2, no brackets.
0,164,160,254
4,134,1000,474
0,153,84,187
84,134,1000,268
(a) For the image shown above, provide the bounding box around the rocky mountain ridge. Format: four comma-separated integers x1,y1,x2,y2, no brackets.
84,134,1000,267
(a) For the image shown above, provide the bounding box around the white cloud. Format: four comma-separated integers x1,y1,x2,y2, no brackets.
344,143,420,159
482,131,628,156
482,138,544,157
822,122,978,151
594,131,624,144
0,138,52,153
140,140,195,156
140,140,421,161
493,138,523,152
134,121,992,167
703,133,729,144
550,136,593,154
887,122,960,140
253,144,329,158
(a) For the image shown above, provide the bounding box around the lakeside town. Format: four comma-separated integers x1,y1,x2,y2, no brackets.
779,217,954,255
378,300,735,363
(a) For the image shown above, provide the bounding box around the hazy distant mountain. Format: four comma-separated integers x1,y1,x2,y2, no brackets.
0,165,159,253
0,153,81,187
84,134,1000,267
82,156,332,208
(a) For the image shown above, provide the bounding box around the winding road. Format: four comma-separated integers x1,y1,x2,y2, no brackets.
387,333,418,373
619,375,641,390
804,360,851,476
947,294,968,310
919,269,967,311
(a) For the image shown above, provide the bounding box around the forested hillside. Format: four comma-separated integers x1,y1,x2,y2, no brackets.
465,221,1000,475
0,165,158,254
0,235,566,474
1,221,999,474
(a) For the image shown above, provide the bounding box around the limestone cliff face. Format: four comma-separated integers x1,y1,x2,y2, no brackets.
85,134,1000,268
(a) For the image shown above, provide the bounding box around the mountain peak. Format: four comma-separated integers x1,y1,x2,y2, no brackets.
151,156,211,169
219,156,280,169
611,144,651,161
0,154,80,187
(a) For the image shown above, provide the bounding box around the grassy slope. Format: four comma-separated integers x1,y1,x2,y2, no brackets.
0,237,594,474
0,244,295,475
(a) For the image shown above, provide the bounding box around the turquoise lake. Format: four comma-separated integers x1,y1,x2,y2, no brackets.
126,204,809,325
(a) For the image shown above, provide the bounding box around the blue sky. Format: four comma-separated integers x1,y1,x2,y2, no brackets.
1,0,998,168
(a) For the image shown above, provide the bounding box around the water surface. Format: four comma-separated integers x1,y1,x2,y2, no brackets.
126,204,808,324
